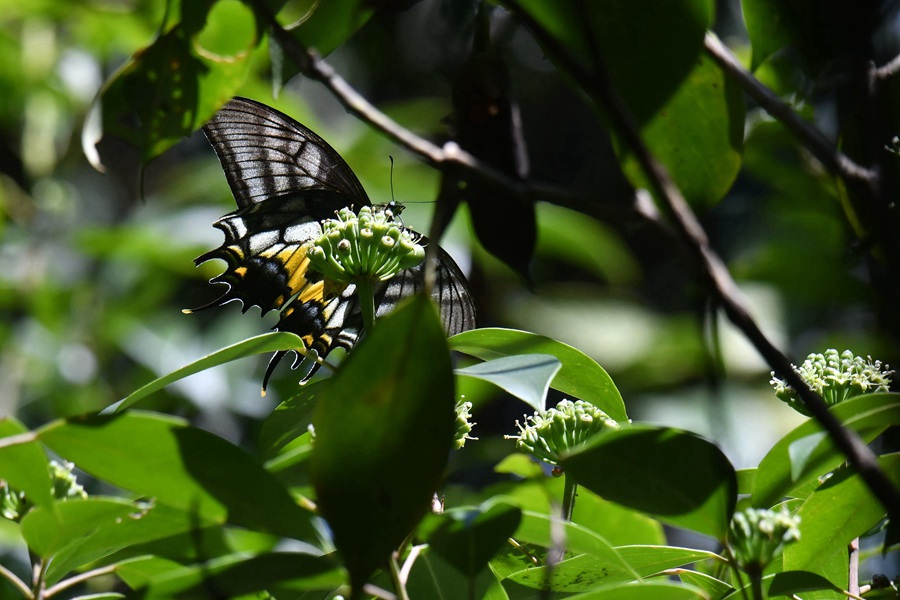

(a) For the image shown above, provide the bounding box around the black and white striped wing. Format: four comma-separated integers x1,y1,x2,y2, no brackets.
193,97,477,388
203,96,369,208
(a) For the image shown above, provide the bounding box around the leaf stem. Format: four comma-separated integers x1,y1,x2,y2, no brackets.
561,473,577,522
43,564,119,598
0,562,32,599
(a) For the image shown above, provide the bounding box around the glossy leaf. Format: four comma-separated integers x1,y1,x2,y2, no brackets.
36,412,320,544
282,0,373,57
506,553,637,592
455,354,561,413
512,0,740,208
567,580,708,599
675,569,732,599
21,498,211,584
114,556,189,589
408,551,508,600
514,510,637,578
125,552,344,598
259,380,322,458
615,545,724,577
87,9,255,168
420,501,522,578
752,392,900,508
309,295,456,591
724,571,842,599
0,417,53,510
106,332,310,413
616,54,745,209
561,426,737,540
783,453,900,575
450,328,627,422
742,0,793,70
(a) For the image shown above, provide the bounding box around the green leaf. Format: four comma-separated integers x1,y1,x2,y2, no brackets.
572,489,665,547
742,0,793,70
615,545,724,577
560,426,737,540
505,553,636,592
20,498,210,584
125,552,344,598
450,328,627,422
752,392,900,508
514,510,637,578
0,417,53,510
259,381,322,458
455,354,561,413
420,501,522,578
675,569,732,599
408,551,509,600
281,0,373,57
107,332,309,413
309,295,456,591
87,10,255,167
769,571,843,596
736,468,756,495
567,580,708,599
36,412,320,545
114,556,188,589
616,54,745,209
512,0,740,208
783,453,900,576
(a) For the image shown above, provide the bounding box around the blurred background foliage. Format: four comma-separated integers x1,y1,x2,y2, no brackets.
1,0,898,518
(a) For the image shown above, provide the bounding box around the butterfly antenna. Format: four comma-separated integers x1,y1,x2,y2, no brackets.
389,155,395,204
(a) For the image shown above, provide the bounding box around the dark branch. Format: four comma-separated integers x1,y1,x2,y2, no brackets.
248,0,657,232
703,33,878,186
253,0,899,512
505,2,900,514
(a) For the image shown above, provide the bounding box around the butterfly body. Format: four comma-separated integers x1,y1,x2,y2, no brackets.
193,97,476,386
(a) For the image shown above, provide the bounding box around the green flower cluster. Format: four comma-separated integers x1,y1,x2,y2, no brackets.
508,399,618,467
771,349,893,416
453,400,478,450
306,205,425,284
728,507,800,574
2,460,87,522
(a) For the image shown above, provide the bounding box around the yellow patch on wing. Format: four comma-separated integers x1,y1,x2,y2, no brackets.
298,280,325,303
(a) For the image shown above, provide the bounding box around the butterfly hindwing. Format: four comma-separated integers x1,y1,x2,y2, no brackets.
195,97,476,386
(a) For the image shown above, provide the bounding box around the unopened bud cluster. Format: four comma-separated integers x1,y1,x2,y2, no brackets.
453,400,478,450
728,507,800,574
2,460,87,522
507,399,618,467
306,205,425,284
771,349,893,416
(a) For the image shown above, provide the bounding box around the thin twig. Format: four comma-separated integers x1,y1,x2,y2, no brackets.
250,0,899,512
848,538,860,596
0,562,32,599
43,564,119,597
505,1,900,515
703,33,878,186
248,0,655,233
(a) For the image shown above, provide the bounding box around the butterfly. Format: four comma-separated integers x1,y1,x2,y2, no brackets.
189,97,477,390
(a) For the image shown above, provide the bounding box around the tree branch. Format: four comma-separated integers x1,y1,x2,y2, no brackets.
247,0,656,234
703,33,878,186
505,2,900,515
250,0,899,512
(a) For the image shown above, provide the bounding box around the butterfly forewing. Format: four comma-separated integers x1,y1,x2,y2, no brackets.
194,97,476,387
203,97,369,207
